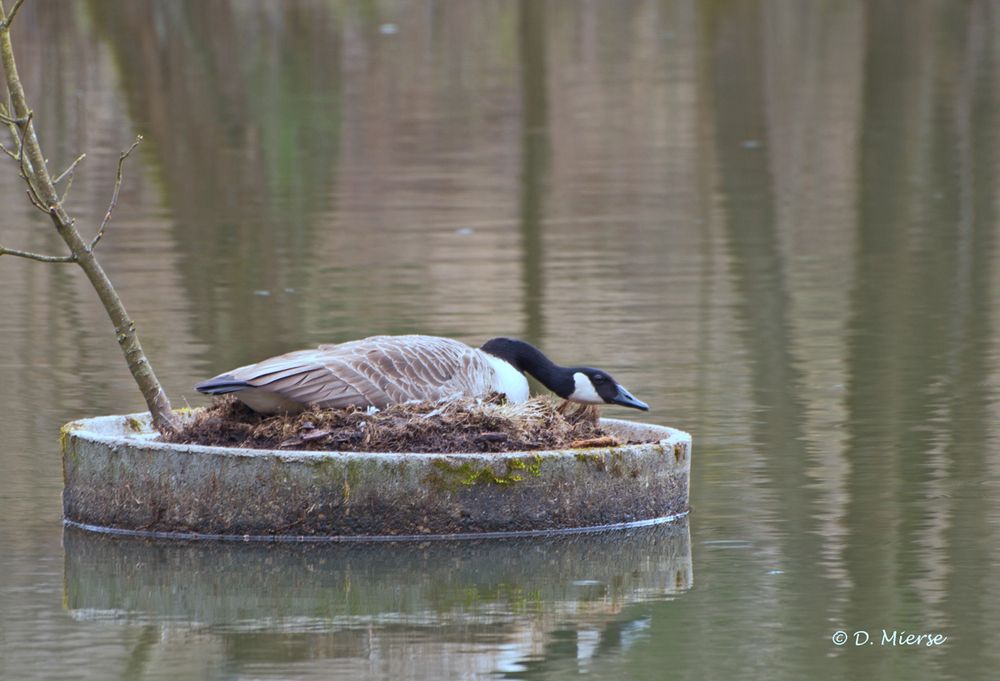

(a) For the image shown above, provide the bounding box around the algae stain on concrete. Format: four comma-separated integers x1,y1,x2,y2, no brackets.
305,457,374,507
427,455,545,491
60,423,80,463
571,448,625,475
508,454,543,478
123,416,145,433
574,451,605,469
673,442,687,463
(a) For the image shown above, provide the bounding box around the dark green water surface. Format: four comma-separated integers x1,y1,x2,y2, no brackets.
2,2,1000,679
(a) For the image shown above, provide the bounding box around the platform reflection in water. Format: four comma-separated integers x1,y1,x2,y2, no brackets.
64,521,691,676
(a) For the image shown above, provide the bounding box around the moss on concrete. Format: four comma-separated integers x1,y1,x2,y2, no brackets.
124,416,145,433
60,422,80,463
427,455,546,491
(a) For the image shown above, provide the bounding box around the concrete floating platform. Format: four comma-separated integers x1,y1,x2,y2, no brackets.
61,411,691,539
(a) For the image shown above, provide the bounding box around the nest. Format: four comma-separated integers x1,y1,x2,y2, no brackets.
169,393,622,453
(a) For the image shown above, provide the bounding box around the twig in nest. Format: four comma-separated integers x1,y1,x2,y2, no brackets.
569,436,621,448
563,403,600,425
90,135,141,252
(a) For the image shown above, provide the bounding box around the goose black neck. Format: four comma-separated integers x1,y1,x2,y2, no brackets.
480,337,573,396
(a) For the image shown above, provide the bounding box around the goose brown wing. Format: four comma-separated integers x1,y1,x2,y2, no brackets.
224,348,368,408
228,335,496,409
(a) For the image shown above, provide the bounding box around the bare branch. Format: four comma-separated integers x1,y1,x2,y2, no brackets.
0,107,27,175
24,186,44,211
90,135,141,252
0,243,76,263
16,116,47,213
1,4,178,434
60,165,75,203
0,107,27,127
0,102,18,162
53,151,85,184
0,0,27,31
15,110,40,196
0,139,15,161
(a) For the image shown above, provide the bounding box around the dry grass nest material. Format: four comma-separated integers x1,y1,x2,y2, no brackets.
170,393,629,453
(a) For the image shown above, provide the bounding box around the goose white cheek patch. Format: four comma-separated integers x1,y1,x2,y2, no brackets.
570,372,603,404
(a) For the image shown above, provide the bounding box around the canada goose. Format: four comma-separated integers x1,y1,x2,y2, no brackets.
195,335,649,415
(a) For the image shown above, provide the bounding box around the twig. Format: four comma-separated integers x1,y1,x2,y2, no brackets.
15,110,45,212
0,107,27,127
53,151,85,184
60,166,75,203
24,186,44,210
90,135,141,251
0,139,15,161
0,0,28,31
0,243,76,263
55,152,85,204
1,102,18,162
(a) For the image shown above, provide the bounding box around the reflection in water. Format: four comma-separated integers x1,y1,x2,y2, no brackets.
518,0,549,347
706,2,831,672
87,0,345,364
843,3,1000,680
64,522,691,678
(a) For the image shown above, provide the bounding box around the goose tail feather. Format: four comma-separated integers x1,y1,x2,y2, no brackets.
195,375,250,395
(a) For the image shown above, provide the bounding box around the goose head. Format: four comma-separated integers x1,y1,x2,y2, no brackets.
564,366,650,411
480,337,649,411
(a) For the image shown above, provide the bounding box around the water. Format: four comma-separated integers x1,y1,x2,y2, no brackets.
1,1,999,679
